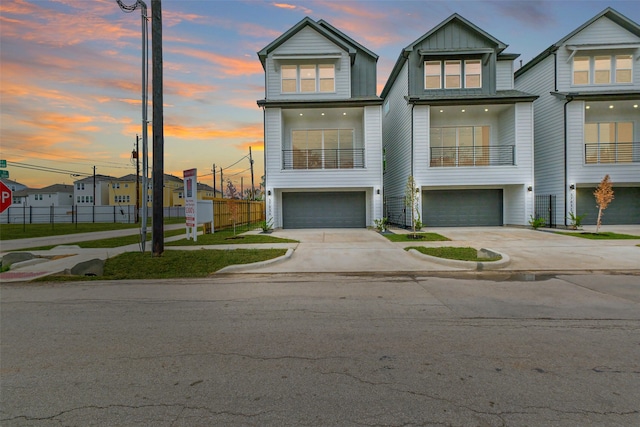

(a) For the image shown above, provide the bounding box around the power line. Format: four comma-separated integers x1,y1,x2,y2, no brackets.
1,146,135,169
8,161,92,177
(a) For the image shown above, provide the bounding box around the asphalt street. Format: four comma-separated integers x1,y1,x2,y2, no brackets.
1,272,639,426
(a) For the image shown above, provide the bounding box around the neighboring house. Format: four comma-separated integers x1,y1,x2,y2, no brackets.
171,182,220,206
515,7,640,226
20,184,74,207
257,17,383,229
109,173,186,208
0,179,28,205
73,174,115,206
381,14,537,228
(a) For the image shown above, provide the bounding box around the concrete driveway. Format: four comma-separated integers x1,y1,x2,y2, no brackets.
234,226,640,274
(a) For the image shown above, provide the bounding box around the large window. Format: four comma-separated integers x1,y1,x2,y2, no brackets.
281,64,335,94
425,60,482,90
291,129,355,169
585,122,633,164
573,54,633,85
430,126,491,166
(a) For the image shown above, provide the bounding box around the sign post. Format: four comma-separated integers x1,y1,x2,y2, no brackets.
0,181,12,214
183,168,197,241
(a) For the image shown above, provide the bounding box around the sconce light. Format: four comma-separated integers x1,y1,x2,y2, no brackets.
569,184,575,190
415,188,419,193
527,186,532,192
376,189,380,195
267,190,272,196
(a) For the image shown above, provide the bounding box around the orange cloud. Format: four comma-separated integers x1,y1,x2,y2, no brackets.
272,3,313,14
166,47,263,77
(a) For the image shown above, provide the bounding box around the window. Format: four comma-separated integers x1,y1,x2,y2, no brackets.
124,184,129,188
126,195,130,203
425,61,441,89
89,196,93,203
178,192,183,199
616,55,632,83
290,129,356,169
445,61,461,88
574,55,633,85
465,60,481,88
594,56,611,84
281,64,335,94
77,196,81,203
585,122,633,164
430,126,491,166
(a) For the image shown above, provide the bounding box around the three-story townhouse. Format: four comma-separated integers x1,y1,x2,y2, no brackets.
257,17,383,229
515,7,640,226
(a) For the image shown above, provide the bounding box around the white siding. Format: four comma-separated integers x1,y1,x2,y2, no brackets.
382,61,412,199
266,26,351,100
496,60,514,90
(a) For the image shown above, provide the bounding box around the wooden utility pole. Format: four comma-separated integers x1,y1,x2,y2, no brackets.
212,163,216,197
249,146,255,200
151,0,164,256
220,168,224,198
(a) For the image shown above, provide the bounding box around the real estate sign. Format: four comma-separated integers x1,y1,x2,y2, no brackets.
183,168,197,241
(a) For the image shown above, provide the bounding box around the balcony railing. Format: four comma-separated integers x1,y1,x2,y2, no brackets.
430,145,515,167
283,149,365,170
585,142,639,164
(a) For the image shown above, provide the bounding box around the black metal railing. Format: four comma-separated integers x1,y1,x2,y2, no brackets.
584,142,639,164
430,145,515,167
282,148,365,170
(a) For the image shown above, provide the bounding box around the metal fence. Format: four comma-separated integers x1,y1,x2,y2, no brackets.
1,200,265,230
384,196,408,228
534,195,556,228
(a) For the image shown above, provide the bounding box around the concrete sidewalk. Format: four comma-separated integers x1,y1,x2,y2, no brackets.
1,225,639,282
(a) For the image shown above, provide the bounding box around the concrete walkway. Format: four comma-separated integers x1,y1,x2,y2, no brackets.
1,225,639,282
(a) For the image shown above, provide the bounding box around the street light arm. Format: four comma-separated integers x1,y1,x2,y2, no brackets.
115,0,146,13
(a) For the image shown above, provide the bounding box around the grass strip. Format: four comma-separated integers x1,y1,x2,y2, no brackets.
556,231,640,240
407,246,501,262
37,249,287,281
383,232,450,242
166,229,298,246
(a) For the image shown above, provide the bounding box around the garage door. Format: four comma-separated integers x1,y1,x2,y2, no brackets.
282,192,366,228
577,187,640,225
422,189,503,227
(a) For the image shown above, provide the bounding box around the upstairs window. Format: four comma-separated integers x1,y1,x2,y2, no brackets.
573,54,633,86
281,64,335,94
425,60,482,90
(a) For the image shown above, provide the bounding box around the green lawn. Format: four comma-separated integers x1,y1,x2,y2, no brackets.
407,246,501,262
383,232,450,242
556,231,640,240
38,249,287,281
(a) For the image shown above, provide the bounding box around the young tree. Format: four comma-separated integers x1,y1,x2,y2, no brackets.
593,174,614,233
404,175,419,234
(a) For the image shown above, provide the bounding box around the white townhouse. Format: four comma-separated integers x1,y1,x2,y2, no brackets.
73,174,115,206
515,8,640,226
22,184,74,207
257,17,383,228
381,14,537,228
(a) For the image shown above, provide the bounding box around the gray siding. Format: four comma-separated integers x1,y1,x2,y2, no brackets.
351,49,378,97
382,61,412,199
496,60,514,90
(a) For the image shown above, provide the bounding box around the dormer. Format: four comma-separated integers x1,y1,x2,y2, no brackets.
257,17,378,104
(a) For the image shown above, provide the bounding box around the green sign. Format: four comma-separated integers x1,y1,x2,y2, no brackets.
0,160,6,168
0,170,9,179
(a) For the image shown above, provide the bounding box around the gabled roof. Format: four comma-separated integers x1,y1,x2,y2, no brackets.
516,7,640,78
317,19,378,61
74,174,117,184
258,17,362,69
0,178,27,188
381,14,509,98
29,184,74,194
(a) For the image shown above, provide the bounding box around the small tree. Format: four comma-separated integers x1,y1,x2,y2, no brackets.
593,174,614,233
404,175,419,234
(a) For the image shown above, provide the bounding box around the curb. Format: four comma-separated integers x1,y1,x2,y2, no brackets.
216,248,295,274
408,247,511,271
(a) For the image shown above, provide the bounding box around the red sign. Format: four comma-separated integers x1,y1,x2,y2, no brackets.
0,181,12,213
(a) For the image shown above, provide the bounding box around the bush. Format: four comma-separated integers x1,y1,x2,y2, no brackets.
529,215,546,230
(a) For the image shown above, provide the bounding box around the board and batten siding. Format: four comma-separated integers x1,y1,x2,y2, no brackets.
496,60,514,90
382,61,413,199
556,16,640,93
265,26,351,100
515,54,566,225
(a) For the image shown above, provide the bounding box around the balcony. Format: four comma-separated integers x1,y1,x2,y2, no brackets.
585,142,639,164
283,148,365,170
430,145,515,167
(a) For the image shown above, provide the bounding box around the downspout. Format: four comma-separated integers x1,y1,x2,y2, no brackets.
553,51,558,92
563,96,573,228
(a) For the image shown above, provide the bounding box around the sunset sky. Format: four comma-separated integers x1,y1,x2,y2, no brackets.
1,0,638,191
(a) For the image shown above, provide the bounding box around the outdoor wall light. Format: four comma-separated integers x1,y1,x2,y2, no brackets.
267,190,272,196
376,189,380,195
527,186,532,192
569,184,575,190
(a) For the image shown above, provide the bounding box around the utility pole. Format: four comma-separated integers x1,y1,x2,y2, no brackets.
212,163,216,197
241,177,244,199
151,0,164,257
249,146,255,200
220,168,224,198
135,135,140,223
